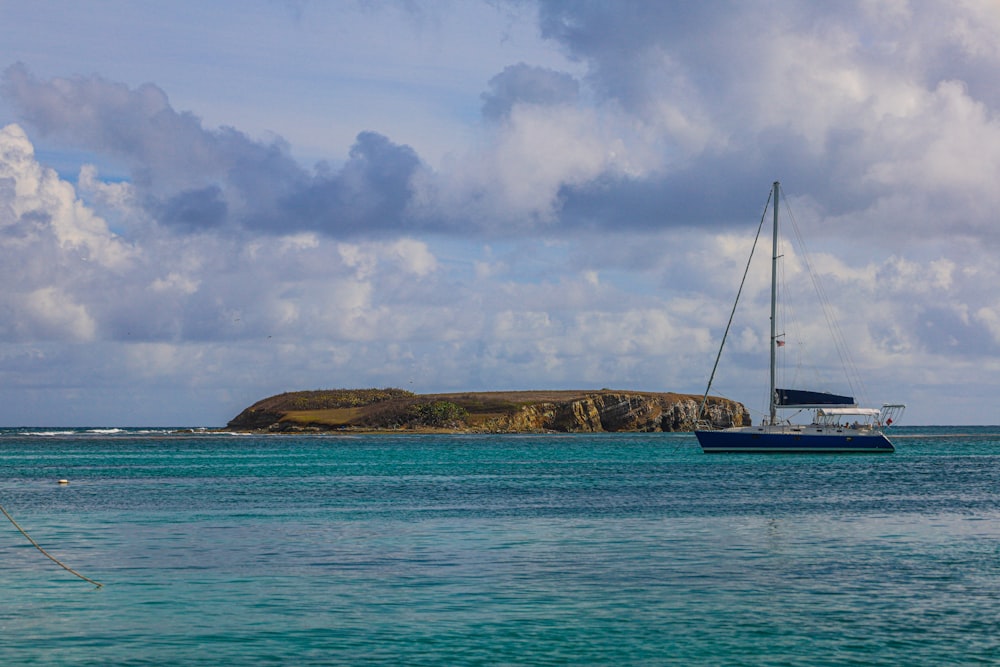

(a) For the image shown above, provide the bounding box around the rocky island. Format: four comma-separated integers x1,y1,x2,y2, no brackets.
227,388,749,433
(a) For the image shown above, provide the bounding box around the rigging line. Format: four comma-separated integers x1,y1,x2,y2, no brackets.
776,207,811,394
778,186,869,405
776,237,796,391
697,186,773,423
789,204,863,400
782,195,851,387
0,502,104,589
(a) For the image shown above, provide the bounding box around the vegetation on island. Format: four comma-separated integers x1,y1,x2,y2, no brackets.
227,388,749,434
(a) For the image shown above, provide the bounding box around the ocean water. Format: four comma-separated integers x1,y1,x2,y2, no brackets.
1,427,998,666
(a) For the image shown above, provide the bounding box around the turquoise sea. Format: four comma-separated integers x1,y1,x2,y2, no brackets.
1,427,998,665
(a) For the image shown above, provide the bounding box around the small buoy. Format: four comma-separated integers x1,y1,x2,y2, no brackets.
58,479,69,485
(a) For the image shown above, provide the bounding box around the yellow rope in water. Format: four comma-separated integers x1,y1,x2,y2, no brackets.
0,503,103,589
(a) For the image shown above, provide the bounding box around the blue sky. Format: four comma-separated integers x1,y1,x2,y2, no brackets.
1,0,999,425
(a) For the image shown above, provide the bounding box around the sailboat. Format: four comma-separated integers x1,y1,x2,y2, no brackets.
694,181,904,453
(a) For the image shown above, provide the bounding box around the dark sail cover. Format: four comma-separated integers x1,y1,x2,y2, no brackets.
776,388,855,407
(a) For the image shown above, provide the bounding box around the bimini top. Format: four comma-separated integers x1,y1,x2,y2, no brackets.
776,388,855,408
816,407,882,417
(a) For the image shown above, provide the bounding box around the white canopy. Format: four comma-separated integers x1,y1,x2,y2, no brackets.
817,408,881,417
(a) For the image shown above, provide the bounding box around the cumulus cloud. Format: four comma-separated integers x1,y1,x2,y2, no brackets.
0,123,446,348
1,116,997,425
3,64,605,238
481,63,580,121
533,0,1000,240
277,131,424,235
0,124,134,342
0,124,134,267
10,1,1000,247
2,64,432,237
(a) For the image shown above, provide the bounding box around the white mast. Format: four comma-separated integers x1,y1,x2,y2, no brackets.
769,181,779,426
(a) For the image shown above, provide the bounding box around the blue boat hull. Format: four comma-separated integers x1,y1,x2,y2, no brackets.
695,428,894,453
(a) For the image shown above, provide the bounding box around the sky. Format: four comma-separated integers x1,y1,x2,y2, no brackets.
1,0,999,426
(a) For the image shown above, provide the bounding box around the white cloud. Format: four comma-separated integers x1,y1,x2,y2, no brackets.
0,124,134,270
974,305,1000,345
944,0,1000,59
149,272,200,295
24,286,97,341
384,238,438,277
866,80,1000,199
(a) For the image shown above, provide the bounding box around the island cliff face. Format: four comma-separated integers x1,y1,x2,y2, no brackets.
227,389,749,433
484,392,747,433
